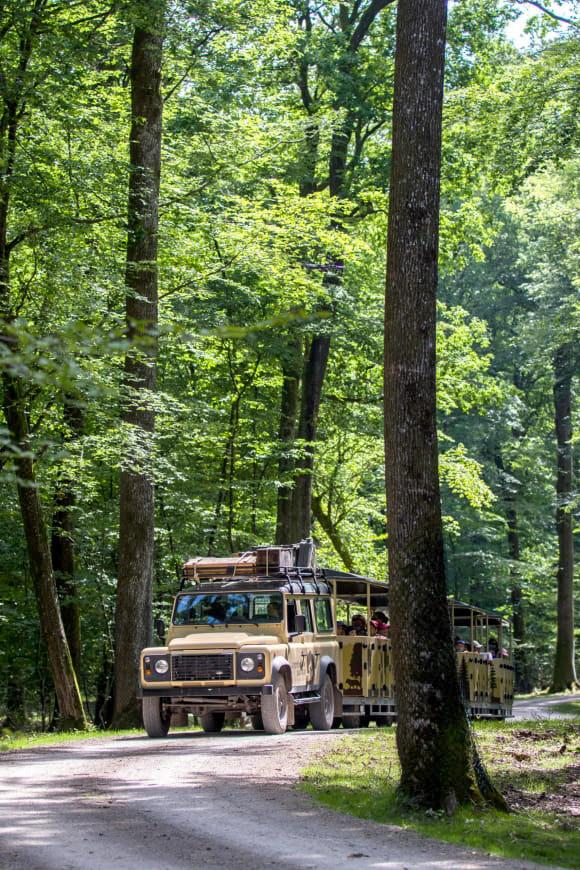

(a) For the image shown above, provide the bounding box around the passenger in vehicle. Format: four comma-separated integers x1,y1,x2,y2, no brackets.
351,614,367,635
267,601,282,620
207,602,226,624
370,611,389,637
455,636,466,652
337,621,349,635
488,636,499,656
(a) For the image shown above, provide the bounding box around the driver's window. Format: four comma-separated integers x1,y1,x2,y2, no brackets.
300,599,314,633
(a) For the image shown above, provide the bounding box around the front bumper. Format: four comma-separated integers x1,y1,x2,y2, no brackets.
138,683,274,699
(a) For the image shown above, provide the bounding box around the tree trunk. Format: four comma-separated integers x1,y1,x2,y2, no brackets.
275,338,302,544
51,399,83,676
384,0,499,811
550,344,577,692
506,505,534,692
1,376,86,729
311,493,355,572
113,6,165,727
291,335,331,541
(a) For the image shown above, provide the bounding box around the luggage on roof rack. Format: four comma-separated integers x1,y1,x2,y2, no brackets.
182,545,297,581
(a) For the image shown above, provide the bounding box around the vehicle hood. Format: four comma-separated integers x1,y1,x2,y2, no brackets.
168,632,280,651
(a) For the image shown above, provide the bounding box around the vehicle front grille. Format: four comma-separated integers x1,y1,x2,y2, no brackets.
171,653,234,682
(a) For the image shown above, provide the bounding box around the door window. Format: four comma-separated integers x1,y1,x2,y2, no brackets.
300,599,314,633
314,598,333,633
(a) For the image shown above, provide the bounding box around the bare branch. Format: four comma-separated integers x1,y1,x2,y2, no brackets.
513,0,578,26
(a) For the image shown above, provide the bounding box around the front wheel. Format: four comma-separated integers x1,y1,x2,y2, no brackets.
261,674,289,734
200,712,225,733
310,675,335,731
142,696,170,738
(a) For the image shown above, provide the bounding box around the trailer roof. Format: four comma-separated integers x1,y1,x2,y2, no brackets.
323,568,389,608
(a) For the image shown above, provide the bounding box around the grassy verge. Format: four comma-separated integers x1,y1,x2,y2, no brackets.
551,700,580,717
301,719,580,868
0,728,145,752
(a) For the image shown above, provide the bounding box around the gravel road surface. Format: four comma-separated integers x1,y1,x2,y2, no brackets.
0,728,554,870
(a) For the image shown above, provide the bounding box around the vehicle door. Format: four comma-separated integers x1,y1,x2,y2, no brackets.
286,597,308,690
298,598,319,689
313,596,336,689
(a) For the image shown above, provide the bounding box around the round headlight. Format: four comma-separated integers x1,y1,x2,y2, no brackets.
240,657,255,672
154,658,169,675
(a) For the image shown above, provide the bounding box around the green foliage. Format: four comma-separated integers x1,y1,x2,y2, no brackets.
0,0,577,721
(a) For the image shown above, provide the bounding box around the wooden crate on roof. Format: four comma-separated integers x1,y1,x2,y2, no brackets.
183,552,258,580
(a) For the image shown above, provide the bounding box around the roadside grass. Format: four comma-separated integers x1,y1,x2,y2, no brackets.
301,719,580,869
0,728,145,752
551,701,580,717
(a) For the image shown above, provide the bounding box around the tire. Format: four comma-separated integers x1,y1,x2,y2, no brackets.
142,696,170,738
261,673,289,734
200,712,225,733
251,713,264,731
310,674,335,731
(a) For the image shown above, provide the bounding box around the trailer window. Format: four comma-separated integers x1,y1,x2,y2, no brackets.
314,598,333,633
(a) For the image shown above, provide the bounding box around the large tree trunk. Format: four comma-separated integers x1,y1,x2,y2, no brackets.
384,0,499,811
550,344,577,692
291,335,331,541
275,338,302,544
51,399,83,676
113,6,165,727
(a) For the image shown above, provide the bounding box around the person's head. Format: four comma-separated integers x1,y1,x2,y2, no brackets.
373,611,387,623
352,614,367,633
455,636,465,650
267,601,281,620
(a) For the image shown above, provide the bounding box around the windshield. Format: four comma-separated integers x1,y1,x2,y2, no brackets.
173,592,283,626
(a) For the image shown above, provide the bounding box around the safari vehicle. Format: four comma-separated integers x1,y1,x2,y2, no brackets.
451,599,514,719
139,542,513,737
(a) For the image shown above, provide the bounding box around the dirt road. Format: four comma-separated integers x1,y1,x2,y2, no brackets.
512,692,580,720
0,729,551,870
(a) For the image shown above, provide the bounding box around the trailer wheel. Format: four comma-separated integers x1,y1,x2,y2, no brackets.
310,675,334,731
200,712,225,733
261,673,288,734
142,697,170,738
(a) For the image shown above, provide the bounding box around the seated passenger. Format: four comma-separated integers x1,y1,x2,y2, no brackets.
488,636,499,657
351,614,367,635
370,611,389,637
207,602,226,624
337,621,349,636
454,636,466,652
267,601,282,621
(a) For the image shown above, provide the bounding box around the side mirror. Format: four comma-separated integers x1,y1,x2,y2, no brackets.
155,617,166,642
290,613,306,638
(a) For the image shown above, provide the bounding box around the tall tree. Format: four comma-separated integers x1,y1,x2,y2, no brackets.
384,0,500,809
113,1,165,726
550,342,577,691
0,0,86,729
